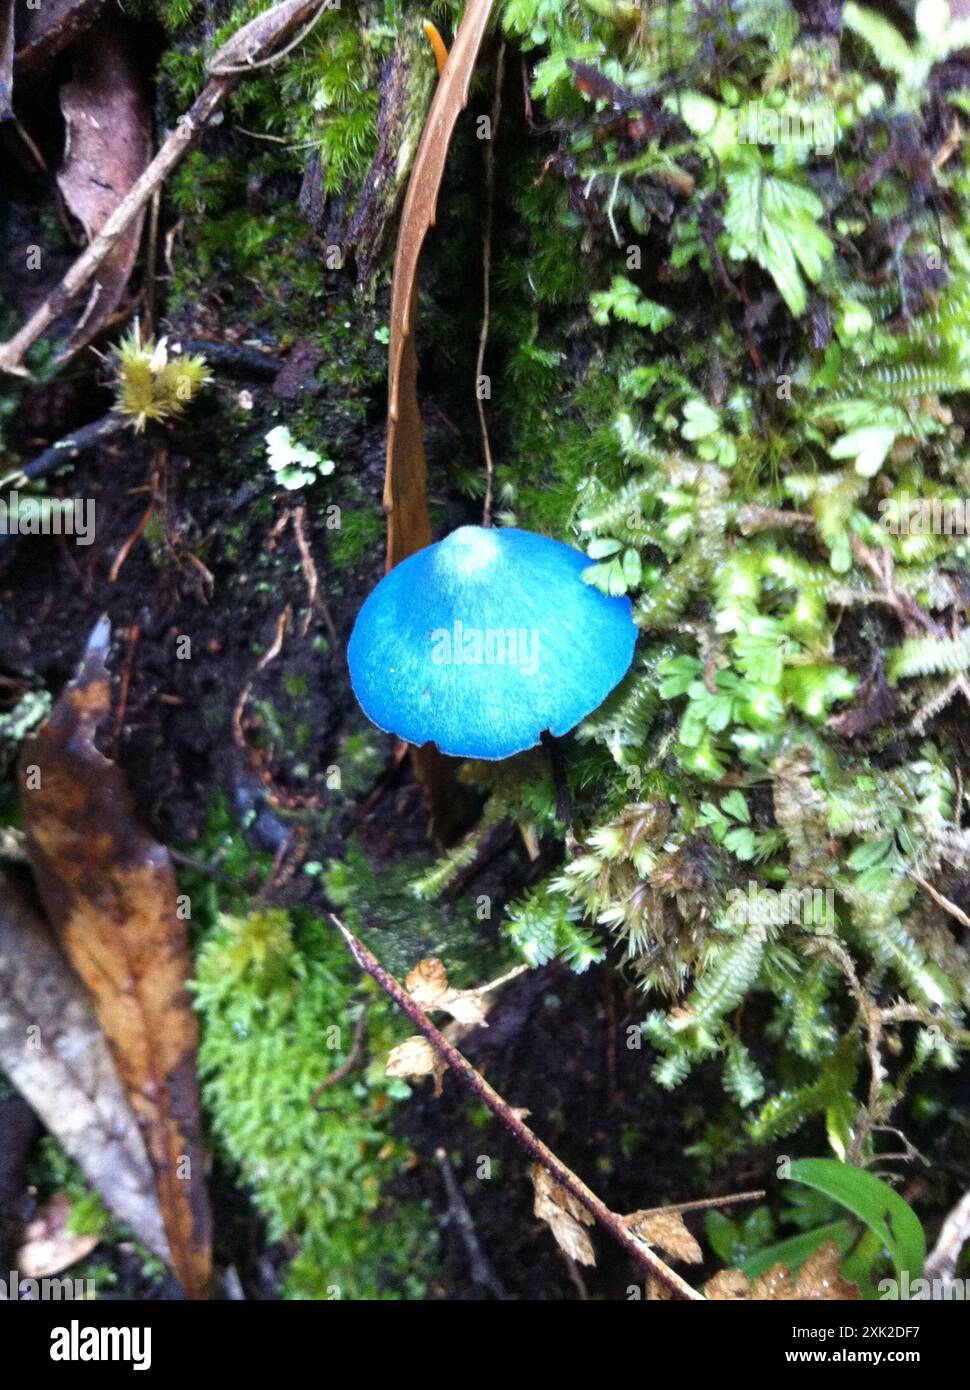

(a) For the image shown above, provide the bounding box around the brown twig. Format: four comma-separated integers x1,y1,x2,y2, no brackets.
311,1004,368,1107
112,624,141,740
1,413,126,490
849,535,945,638
330,913,704,1300
232,604,292,747
0,0,327,377
434,1147,506,1298
735,506,814,535
634,1190,766,1218
910,870,970,930
292,505,337,644
478,41,504,527
109,500,155,582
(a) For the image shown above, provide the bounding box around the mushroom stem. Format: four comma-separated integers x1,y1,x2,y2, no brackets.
540,730,572,827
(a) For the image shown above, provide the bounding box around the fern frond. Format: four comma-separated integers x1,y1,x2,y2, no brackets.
670,925,767,1036
886,629,970,683
853,915,958,1010
503,885,605,973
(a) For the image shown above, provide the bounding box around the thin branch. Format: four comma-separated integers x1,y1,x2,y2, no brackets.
636,1190,766,1218
1,413,126,489
292,504,337,644
434,1147,506,1298
329,913,704,1301
910,870,970,930
478,41,504,528
0,0,327,378
849,535,945,638
311,1004,368,1107
232,605,292,747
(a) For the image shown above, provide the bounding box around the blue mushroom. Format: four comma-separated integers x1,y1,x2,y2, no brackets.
348,525,638,759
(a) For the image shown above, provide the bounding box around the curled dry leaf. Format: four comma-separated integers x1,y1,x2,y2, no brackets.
0,869,169,1262
704,1240,859,1300
19,616,212,1299
385,1034,446,1095
405,957,488,1027
531,1163,596,1267
383,0,494,847
385,0,495,568
621,1209,703,1264
16,1195,99,1279
55,19,151,358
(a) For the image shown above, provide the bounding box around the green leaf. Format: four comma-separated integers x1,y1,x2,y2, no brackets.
586,536,623,559
590,275,674,331
265,425,333,490
786,1158,925,1279
681,397,720,440
622,547,642,588
843,3,916,79
847,837,894,871
724,168,833,315
720,789,750,823
830,425,897,477
740,1219,855,1279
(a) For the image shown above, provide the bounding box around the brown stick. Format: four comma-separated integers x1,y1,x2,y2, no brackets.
0,0,327,378
636,1190,765,1218
910,870,970,930
330,914,705,1301
477,40,504,527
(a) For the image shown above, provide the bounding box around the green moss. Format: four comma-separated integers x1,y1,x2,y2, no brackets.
183,794,503,1298
327,505,384,571
403,0,970,1155
193,903,436,1299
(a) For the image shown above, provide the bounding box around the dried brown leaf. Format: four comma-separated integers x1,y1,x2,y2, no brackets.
795,1240,861,1300
531,1164,596,1267
704,1268,751,1300
0,869,169,1261
645,1275,673,1300
385,1034,446,1094
19,616,211,1299
751,1261,796,1300
55,20,151,358
381,2,493,845
621,1209,703,1264
705,1241,860,1301
16,1195,99,1278
406,956,488,1026
384,0,494,569
386,1034,437,1079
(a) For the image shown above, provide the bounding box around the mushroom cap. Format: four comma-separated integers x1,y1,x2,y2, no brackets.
348,525,637,759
